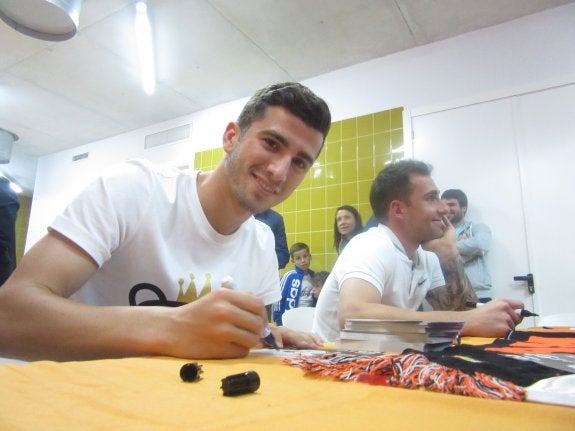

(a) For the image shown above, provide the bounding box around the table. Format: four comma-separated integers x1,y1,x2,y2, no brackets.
1,348,574,431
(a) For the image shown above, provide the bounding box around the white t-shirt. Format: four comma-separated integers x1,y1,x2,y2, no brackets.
297,273,314,307
312,225,445,342
50,159,281,307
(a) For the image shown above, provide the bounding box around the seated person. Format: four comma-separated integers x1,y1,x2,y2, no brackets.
0,82,331,361
311,271,330,306
313,160,524,342
273,242,314,325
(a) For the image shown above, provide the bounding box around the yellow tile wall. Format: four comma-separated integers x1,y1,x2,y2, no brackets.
15,195,31,263
194,108,404,274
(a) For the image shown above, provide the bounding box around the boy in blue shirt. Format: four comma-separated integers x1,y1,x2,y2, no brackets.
273,243,315,325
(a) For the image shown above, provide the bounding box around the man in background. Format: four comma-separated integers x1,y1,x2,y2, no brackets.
441,189,492,301
313,160,522,342
0,176,19,285
255,208,289,269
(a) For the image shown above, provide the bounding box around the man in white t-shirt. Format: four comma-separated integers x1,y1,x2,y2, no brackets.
0,82,331,361
313,160,524,342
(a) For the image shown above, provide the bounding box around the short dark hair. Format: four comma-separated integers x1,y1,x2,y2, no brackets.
289,242,310,257
333,205,364,251
237,82,332,147
312,271,330,286
370,160,432,222
441,189,468,208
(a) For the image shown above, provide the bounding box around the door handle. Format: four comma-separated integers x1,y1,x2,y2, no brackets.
513,273,535,294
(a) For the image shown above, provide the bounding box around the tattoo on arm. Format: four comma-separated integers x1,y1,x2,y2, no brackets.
426,257,478,310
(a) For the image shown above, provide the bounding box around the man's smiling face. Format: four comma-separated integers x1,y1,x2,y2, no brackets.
224,106,324,214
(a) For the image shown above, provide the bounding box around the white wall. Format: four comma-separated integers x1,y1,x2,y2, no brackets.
28,3,575,248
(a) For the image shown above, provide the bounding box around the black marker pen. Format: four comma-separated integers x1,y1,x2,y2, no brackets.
465,301,538,317
222,275,280,349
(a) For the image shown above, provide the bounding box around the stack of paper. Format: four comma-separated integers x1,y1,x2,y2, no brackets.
336,319,464,353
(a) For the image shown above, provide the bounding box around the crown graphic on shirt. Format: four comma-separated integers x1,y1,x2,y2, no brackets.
177,273,212,303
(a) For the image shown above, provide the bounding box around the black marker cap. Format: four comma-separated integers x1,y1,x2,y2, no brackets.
180,362,203,382
221,370,260,396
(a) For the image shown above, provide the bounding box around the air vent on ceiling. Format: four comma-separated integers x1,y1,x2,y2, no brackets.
144,124,191,149
72,152,89,162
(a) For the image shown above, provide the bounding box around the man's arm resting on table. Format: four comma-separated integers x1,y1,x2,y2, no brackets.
0,231,268,361
338,278,523,338
426,257,478,311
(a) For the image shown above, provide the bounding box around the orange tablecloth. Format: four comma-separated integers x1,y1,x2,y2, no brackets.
1,349,574,431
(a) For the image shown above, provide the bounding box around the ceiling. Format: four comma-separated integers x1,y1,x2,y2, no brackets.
0,0,573,195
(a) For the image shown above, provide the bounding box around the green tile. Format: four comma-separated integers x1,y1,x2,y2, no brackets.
296,211,311,231
299,170,312,189
357,159,374,181
309,164,326,188
282,194,297,212
341,118,357,140
296,190,310,211
358,203,373,223
310,187,326,209
316,146,327,164
341,182,358,204
375,154,391,173
391,129,404,150
326,121,342,142
341,160,358,183
310,208,326,231
325,163,341,186
357,135,373,159
283,212,296,229
294,232,311,247
358,180,373,202
356,114,374,136
310,231,326,254
390,107,404,130
374,132,391,156
325,185,340,207
374,111,391,133
341,138,357,160
325,141,341,164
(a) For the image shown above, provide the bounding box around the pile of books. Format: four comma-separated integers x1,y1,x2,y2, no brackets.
336,319,464,353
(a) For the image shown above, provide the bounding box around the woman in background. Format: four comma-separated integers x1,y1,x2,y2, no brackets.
333,205,363,255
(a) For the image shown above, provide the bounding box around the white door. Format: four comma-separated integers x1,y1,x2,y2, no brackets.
513,83,575,316
411,99,536,326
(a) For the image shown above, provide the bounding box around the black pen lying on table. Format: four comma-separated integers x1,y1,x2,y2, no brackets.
465,301,539,317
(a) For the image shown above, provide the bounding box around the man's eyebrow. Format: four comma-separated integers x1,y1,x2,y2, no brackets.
263,129,315,166
424,190,440,198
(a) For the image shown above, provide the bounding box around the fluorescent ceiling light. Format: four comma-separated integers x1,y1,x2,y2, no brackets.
135,1,156,95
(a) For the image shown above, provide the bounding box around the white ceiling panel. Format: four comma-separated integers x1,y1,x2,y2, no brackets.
0,0,572,194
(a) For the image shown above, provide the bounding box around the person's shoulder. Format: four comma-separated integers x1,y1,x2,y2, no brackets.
280,268,298,280
419,247,441,267
470,221,491,232
352,225,393,246
253,216,274,235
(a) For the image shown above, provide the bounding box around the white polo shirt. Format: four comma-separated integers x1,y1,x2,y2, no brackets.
312,224,445,342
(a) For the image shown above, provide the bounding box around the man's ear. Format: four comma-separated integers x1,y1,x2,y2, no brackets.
222,122,241,153
462,206,468,216
389,200,406,220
